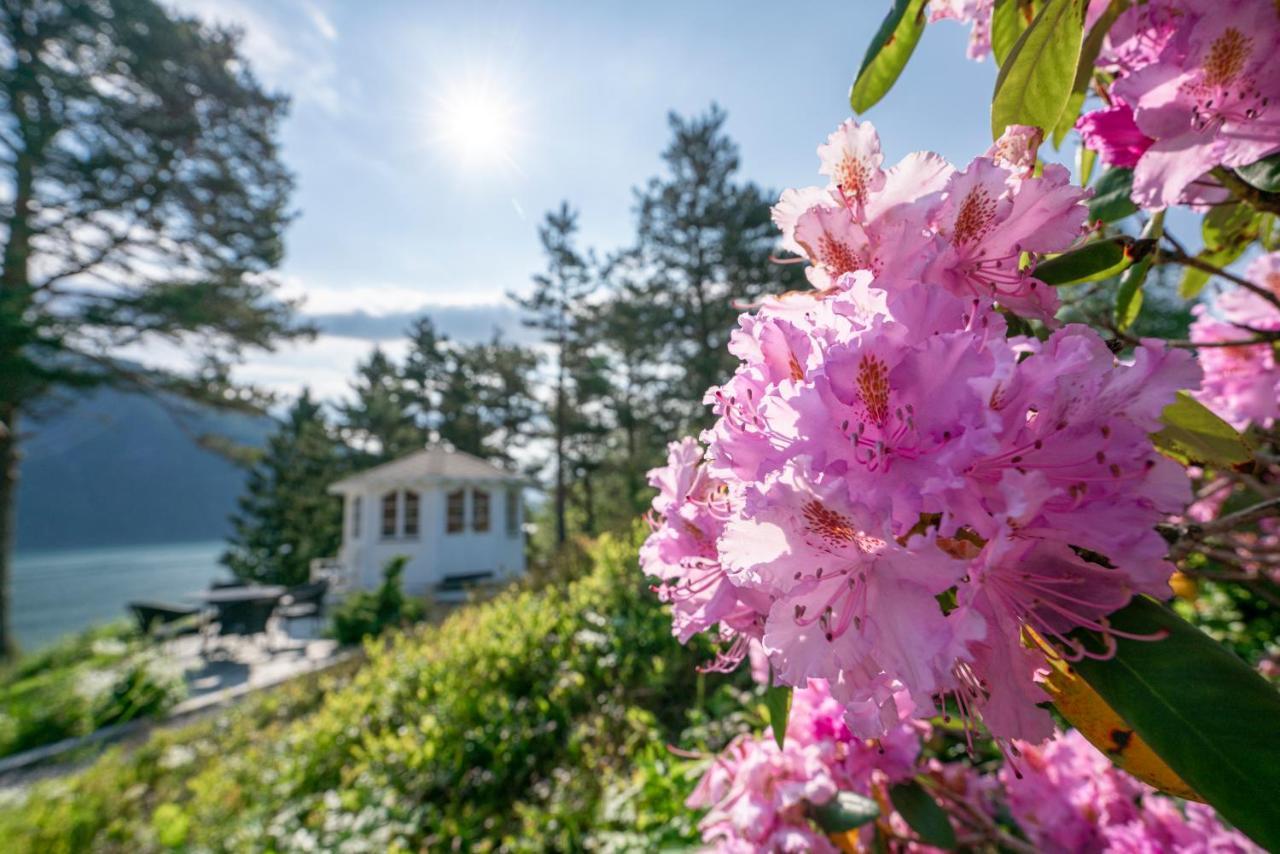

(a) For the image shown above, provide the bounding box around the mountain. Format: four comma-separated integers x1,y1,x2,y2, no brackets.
14,387,273,553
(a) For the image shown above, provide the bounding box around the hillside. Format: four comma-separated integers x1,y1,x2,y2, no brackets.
15,387,272,552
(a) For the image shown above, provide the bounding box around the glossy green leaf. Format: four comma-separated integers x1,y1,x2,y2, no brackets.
991,0,1086,140
1202,202,1254,248
1069,596,1280,850
1236,152,1280,192
850,0,928,114
889,781,956,849
991,0,1039,66
1053,0,1129,147
764,676,792,749
1089,167,1138,223
810,791,881,833
1035,237,1134,285
1153,391,1252,467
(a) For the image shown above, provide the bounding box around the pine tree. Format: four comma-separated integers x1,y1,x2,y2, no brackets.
631,105,802,431
0,0,302,659
222,391,345,587
511,203,599,545
337,348,424,464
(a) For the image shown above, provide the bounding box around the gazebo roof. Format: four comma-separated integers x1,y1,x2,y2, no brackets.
327,446,525,494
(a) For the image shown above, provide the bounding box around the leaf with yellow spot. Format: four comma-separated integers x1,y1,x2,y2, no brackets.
1037,641,1202,801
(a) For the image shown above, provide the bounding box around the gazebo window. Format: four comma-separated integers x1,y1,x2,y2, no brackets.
473,489,491,532
351,495,362,538
505,489,520,537
381,491,398,538
446,489,466,534
403,490,420,537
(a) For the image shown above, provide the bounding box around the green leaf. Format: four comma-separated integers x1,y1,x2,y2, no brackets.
889,781,957,849
991,0,1039,66
1035,237,1137,285
810,791,881,833
1077,138,1098,185
1069,596,1280,851
1177,265,1212,300
850,0,928,114
1153,391,1252,467
1114,255,1148,330
1052,0,1129,147
1235,152,1280,192
1089,168,1138,223
1178,204,1262,298
764,675,792,749
991,0,1086,140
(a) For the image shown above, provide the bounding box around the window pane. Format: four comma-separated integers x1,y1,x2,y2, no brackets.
352,496,362,538
381,491,398,538
473,490,490,532
446,489,465,534
403,490,420,537
505,489,519,537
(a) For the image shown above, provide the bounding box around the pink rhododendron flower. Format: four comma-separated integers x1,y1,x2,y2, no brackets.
1075,100,1154,169
1189,251,1280,428
687,680,923,852
929,0,995,61
1002,730,1260,854
1106,0,1280,209
642,119,1200,745
773,121,1087,322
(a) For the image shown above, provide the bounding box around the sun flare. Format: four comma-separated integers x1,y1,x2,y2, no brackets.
430,74,524,173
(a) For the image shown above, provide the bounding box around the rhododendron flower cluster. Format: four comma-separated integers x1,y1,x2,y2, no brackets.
1189,251,1280,429
773,120,1084,322
686,680,922,853
1074,0,1280,209
642,120,1202,744
1001,729,1260,853
687,710,1256,853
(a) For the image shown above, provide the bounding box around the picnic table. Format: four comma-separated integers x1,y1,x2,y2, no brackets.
194,585,286,604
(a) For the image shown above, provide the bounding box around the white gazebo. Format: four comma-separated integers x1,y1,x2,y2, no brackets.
319,447,527,600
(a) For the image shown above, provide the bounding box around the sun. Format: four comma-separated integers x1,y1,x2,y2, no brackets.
430,73,525,174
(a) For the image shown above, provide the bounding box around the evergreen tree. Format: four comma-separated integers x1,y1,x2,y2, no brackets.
337,348,423,464
401,317,539,463
631,105,802,431
511,203,599,545
0,0,302,658
222,391,345,587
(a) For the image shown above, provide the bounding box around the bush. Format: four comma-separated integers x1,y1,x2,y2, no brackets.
0,528,748,852
0,623,186,759
329,555,426,645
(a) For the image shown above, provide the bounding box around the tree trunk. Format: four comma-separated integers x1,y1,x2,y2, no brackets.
555,360,568,546
0,409,18,662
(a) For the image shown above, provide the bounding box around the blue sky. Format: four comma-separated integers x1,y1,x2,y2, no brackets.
164,0,1006,398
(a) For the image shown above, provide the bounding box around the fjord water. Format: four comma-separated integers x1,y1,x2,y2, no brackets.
12,541,224,650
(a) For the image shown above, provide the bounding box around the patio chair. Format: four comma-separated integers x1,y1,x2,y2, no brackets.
278,580,329,634
204,597,278,656
129,601,202,641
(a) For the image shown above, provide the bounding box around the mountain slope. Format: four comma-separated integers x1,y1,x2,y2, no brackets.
15,387,272,552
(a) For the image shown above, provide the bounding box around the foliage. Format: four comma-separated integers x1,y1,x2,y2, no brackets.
222,391,346,586
329,555,425,645
0,622,185,759
0,530,750,852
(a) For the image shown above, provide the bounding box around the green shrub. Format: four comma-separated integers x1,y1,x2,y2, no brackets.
329,555,426,645
0,528,748,852
0,623,185,759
